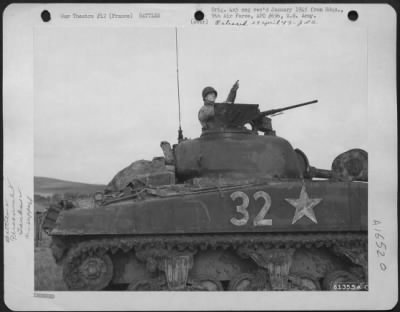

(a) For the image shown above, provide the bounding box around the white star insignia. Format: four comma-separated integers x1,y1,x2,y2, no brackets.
285,185,323,224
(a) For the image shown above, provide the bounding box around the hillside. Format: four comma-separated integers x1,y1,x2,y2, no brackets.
34,176,106,197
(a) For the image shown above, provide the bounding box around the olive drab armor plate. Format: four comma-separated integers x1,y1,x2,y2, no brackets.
52,181,367,235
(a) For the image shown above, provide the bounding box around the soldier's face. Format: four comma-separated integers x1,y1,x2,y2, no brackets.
205,93,217,102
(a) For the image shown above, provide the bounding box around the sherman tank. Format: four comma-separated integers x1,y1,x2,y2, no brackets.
44,100,368,291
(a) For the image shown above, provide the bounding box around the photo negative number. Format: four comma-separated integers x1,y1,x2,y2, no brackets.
230,191,272,226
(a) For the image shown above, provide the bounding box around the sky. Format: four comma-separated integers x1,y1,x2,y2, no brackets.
34,26,367,184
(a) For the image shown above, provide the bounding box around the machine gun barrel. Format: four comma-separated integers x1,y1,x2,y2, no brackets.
259,100,318,117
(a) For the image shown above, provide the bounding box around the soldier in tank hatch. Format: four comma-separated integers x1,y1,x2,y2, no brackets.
198,80,239,130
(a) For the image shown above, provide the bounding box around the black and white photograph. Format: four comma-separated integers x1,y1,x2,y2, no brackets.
3,3,397,310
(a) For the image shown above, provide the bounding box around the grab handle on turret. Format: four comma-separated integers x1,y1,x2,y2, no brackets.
259,100,318,118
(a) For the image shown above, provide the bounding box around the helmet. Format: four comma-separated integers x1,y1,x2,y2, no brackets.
202,86,218,100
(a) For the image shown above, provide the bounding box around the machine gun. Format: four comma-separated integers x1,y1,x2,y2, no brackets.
258,100,318,118
252,100,318,135
211,99,318,134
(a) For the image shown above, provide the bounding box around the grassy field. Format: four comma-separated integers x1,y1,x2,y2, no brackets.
35,176,105,197
35,245,67,291
34,176,106,290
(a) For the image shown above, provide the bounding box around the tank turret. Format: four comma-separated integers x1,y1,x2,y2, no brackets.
174,101,317,182
173,101,367,184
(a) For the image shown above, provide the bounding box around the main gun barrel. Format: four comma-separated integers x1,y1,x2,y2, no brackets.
259,99,318,117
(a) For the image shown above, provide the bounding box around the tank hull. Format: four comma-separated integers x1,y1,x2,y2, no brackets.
52,180,367,236
50,171,367,292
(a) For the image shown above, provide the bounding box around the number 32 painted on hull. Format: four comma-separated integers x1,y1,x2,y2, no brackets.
230,191,272,227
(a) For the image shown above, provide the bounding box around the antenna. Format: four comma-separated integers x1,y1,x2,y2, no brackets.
175,27,183,142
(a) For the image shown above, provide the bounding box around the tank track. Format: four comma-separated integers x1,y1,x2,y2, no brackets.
61,232,366,257
59,232,367,290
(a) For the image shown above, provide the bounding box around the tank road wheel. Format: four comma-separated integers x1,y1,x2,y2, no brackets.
323,270,360,290
63,253,114,290
228,272,271,291
187,276,223,291
228,273,254,290
288,274,321,291
228,270,272,291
